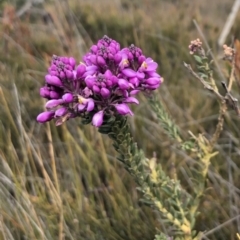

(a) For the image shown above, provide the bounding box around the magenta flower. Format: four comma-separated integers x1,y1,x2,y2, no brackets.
37,35,162,127
78,96,95,112
139,58,158,72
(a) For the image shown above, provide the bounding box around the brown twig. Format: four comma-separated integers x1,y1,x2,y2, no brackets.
228,50,236,92
209,100,227,148
184,61,227,149
184,62,225,101
222,81,240,116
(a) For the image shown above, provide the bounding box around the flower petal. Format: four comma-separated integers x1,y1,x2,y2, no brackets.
78,104,86,111
124,97,139,104
114,103,133,116
145,62,158,72
86,99,95,111
145,77,160,86
130,90,140,95
136,71,145,79
92,110,104,127
121,68,137,78
118,79,129,90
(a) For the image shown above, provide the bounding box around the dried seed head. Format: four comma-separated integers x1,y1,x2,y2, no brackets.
223,44,234,60
188,38,202,55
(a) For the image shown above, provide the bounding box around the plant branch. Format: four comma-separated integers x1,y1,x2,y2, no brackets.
100,116,192,238
184,62,224,101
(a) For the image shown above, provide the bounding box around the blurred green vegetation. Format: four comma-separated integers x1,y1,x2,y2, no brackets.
0,0,240,239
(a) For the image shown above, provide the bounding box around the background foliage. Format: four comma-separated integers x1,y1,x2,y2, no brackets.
0,0,239,239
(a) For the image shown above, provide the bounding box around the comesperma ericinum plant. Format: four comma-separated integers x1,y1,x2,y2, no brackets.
36,35,237,239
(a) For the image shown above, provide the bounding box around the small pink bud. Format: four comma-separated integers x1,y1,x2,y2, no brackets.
114,104,133,116
55,107,67,117
36,111,55,123
114,53,122,63
118,79,129,90
93,85,100,93
62,93,73,103
45,99,63,109
121,68,137,78
45,75,63,87
97,56,106,66
49,91,61,99
100,88,110,98
86,99,94,111
145,77,160,86
124,97,139,105
66,70,73,80
85,76,95,88
92,110,104,127
40,87,50,98
69,57,76,68
76,64,86,78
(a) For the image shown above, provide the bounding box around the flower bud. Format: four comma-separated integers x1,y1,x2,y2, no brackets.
45,99,63,109
78,104,86,111
37,111,55,123
93,85,100,93
49,91,61,99
86,99,95,111
118,79,129,90
92,110,104,127
76,64,86,78
100,88,110,98
124,97,139,105
114,53,122,63
45,75,63,87
62,93,73,103
97,56,106,66
114,104,133,116
145,77,160,86
40,87,50,98
55,107,67,117
85,76,95,88
69,57,76,68
60,71,65,79
121,68,137,78
66,70,74,80
90,45,98,53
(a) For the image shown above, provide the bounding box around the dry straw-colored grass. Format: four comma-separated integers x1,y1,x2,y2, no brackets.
0,0,239,239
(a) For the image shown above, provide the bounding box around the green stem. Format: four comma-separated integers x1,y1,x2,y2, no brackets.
103,116,192,238
148,96,183,143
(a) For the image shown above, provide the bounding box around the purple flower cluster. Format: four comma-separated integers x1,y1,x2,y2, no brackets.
37,35,162,127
